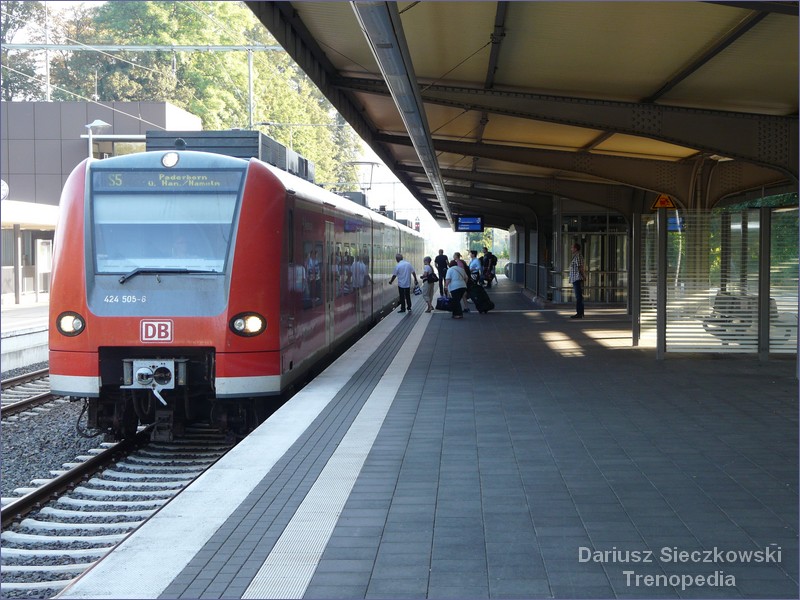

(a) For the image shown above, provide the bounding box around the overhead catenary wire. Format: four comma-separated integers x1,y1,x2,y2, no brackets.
1,1,284,113
0,64,168,130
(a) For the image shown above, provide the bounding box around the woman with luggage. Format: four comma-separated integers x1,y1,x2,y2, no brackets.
444,259,469,319
452,252,471,313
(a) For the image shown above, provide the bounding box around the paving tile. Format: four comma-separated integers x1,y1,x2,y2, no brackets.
365,577,429,597
425,586,489,599
314,559,375,573
304,584,369,599
308,570,372,587
429,570,489,588
488,578,552,598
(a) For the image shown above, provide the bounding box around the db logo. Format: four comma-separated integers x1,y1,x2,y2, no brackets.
140,320,173,343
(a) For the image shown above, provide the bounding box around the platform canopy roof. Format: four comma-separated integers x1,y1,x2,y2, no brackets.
246,1,799,229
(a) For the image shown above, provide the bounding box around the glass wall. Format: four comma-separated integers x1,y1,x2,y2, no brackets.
558,213,628,304
640,197,797,354
770,205,799,353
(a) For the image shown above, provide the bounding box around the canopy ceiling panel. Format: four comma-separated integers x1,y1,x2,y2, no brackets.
246,0,799,226
493,2,750,99
481,117,604,151
593,134,698,161
659,16,799,114
401,2,498,84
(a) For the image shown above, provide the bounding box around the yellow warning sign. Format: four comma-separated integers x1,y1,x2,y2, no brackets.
651,194,675,210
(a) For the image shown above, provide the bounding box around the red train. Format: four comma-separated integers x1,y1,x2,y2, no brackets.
49,150,423,440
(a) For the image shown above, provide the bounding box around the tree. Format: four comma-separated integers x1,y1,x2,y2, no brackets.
1,0,45,100
43,0,361,188
466,230,495,252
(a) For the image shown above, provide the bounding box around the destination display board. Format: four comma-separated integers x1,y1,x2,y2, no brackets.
93,170,244,193
455,215,484,232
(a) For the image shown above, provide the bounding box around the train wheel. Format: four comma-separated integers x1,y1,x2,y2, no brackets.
95,389,139,441
132,389,156,424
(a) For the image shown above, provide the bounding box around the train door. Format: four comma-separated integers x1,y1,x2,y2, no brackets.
325,221,335,347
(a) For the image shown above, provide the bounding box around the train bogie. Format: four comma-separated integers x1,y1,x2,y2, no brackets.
49,150,422,441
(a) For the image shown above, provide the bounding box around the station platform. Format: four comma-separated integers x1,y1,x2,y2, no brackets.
55,277,798,599
0,300,49,373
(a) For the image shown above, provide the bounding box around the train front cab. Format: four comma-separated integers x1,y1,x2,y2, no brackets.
50,152,285,440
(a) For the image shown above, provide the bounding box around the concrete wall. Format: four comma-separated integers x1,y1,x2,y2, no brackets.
1,326,48,371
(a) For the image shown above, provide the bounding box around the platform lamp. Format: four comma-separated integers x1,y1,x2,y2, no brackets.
347,161,380,205
85,119,111,159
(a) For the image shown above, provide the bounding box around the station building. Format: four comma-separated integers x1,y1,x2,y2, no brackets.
0,100,200,306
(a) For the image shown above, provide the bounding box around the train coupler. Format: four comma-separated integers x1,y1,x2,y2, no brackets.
152,409,174,442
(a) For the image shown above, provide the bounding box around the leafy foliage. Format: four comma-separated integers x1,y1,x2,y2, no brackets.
1,0,45,100
1,0,361,188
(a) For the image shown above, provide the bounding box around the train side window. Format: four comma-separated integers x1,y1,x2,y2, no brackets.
303,241,323,308
288,209,294,263
347,243,357,294
362,244,370,271
335,242,344,297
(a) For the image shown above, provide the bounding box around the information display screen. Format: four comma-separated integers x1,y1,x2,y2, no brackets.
455,215,484,232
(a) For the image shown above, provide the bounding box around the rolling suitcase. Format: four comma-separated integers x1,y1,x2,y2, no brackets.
468,284,494,313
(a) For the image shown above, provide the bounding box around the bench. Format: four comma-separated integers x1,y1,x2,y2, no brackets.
702,292,796,343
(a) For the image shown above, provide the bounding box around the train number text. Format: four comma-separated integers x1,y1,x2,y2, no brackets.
104,295,147,303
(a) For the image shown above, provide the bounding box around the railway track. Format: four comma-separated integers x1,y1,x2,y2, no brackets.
1,369,59,419
0,424,232,598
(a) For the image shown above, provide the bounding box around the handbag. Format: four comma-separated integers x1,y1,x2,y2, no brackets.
436,295,453,311
413,284,422,295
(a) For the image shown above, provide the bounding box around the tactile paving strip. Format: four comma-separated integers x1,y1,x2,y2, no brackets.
243,314,428,599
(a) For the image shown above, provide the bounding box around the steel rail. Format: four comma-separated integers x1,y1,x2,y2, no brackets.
1,368,49,390
1,426,153,529
2,392,58,418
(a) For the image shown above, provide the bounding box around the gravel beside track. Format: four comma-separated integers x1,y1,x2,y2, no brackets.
2,363,101,500
1,362,49,382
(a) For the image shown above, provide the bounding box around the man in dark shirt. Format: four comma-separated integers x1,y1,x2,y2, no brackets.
569,242,586,319
482,246,498,288
434,249,449,296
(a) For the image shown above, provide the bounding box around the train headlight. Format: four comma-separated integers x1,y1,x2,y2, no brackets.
161,152,180,168
57,311,86,336
230,312,266,337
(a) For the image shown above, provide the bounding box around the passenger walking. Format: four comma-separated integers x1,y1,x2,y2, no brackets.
482,246,498,288
389,253,418,313
444,259,468,319
452,252,471,312
569,242,586,319
434,249,449,296
421,256,437,312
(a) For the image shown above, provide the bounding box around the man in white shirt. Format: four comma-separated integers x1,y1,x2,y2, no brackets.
388,253,418,313
468,250,483,286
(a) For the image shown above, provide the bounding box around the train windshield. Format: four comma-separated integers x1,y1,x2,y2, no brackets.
90,169,244,274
